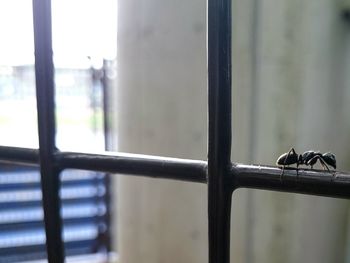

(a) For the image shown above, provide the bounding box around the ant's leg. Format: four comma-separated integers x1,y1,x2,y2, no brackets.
319,158,331,173
317,157,336,181
307,155,319,170
279,165,285,182
309,155,329,172
296,162,299,181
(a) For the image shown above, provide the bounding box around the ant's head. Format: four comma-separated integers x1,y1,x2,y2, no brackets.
322,152,336,169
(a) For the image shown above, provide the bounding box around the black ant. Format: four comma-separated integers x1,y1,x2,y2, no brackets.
276,148,336,181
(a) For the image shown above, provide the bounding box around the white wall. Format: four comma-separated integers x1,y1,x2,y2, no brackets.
232,0,350,262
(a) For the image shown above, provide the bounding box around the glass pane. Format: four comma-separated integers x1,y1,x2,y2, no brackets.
0,0,38,148
51,0,117,152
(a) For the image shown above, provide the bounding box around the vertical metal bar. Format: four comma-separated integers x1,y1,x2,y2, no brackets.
101,60,112,252
207,0,233,262
32,1,65,262
102,60,111,150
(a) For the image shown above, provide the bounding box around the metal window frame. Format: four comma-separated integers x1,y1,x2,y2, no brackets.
0,0,349,263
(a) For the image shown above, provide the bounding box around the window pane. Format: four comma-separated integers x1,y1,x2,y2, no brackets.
51,0,117,152
0,0,37,148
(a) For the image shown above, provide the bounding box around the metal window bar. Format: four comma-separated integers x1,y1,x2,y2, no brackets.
0,0,348,263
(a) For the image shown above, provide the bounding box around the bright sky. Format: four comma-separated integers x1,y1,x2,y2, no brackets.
0,0,117,67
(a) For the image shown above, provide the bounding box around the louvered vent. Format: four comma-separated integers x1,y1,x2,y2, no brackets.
0,165,109,262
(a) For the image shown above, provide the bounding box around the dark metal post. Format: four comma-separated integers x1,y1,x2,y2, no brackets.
207,0,233,262
101,60,112,252
32,0,65,262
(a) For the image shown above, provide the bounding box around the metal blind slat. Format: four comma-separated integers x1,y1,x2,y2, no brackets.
0,167,108,261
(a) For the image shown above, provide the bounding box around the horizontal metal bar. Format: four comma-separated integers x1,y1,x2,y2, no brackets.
0,146,39,165
1,146,350,199
55,151,208,183
233,164,350,199
0,147,207,183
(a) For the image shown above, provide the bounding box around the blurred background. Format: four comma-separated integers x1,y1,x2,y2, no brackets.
1,0,350,262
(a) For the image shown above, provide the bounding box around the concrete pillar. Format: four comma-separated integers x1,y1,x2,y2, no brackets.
115,0,207,262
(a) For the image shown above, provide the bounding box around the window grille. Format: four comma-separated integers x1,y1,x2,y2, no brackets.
0,0,349,263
